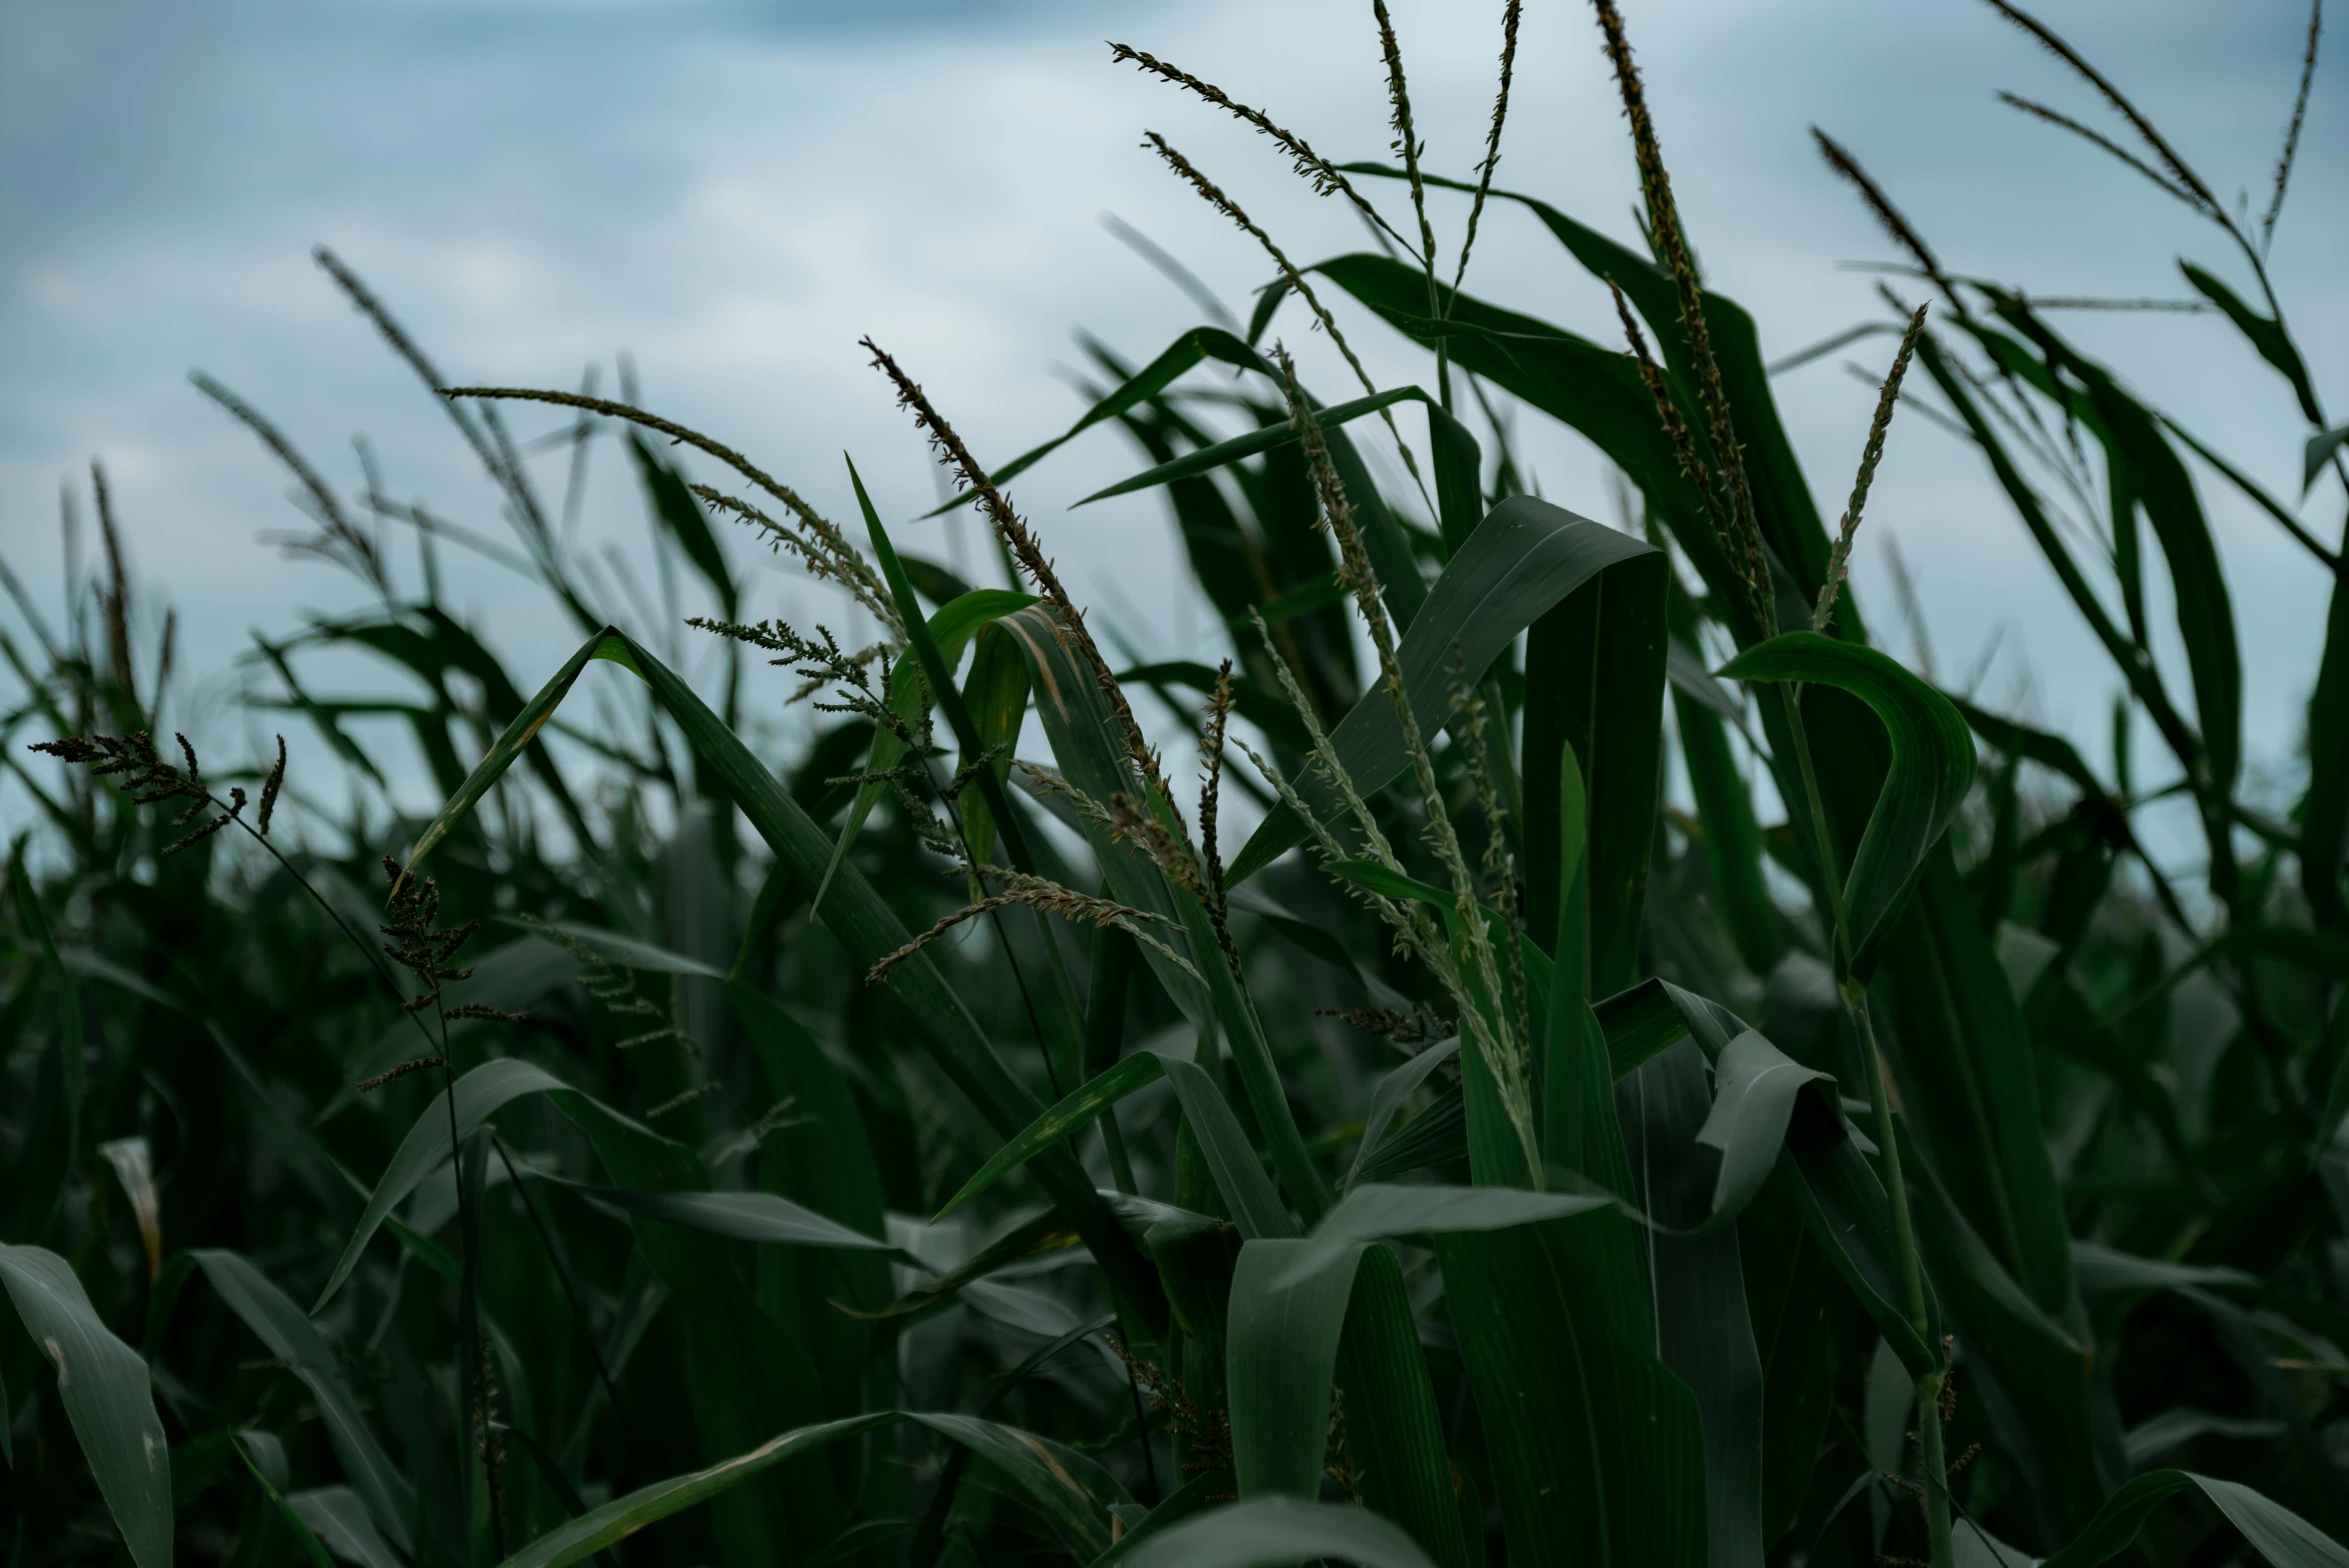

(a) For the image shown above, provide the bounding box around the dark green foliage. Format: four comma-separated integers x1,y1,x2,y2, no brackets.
4,7,2346,1567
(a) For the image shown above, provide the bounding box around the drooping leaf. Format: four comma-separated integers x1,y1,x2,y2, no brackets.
286,1486,406,1568
1695,1031,1834,1223
0,1245,172,1568
194,1250,417,1554
400,626,1164,1327
628,433,736,621
2306,425,2349,495
2177,262,2321,426
1718,632,1977,965
1115,1497,1441,1568
491,1411,1128,1568
316,1058,589,1310
2039,1469,2349,1568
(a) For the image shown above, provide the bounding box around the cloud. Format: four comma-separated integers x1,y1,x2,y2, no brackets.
1,0,2339,834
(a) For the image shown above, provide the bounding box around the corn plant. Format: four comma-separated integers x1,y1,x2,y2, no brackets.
4,3,2347,1567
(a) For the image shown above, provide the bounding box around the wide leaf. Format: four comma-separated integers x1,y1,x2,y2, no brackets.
1717,631,1977,966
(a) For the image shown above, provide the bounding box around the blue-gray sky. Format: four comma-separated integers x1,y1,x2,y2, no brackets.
3,0,2340,846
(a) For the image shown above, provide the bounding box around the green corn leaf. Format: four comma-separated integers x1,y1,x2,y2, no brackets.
1113,662,1311,754
927,326,1267,511
2306,425,2349,495
1628,1040,1767,1568
1324,859,1449,908
2304,569,2349,929
2054,334,2241,802
1970,314,2241,820
2040,1470,2349,1568
1675,683,1786,974
2178,262,2321,425
193,1251,416,1554
1596,977,1731,1081
1872,859,2084,1410
2071,1241,2253,1294
859,1209,1081,1322
818,480,1038,914
1076,386,1427,505
316,1058,588,1310
1227,1237,1369,1499
0,1245,171,1568
1349,1088,1467,1184
1428,401,1482,556
402,630,613,874
9,856,84,1173
285,1487,405,1568
535,1182,902,1256
1522,551,1668,992
508,918,726,978
1161,1057,1296,1241
974,324,1425,627
1223,1237,1466,1567
336,606,598,849
1115,1497,1440,1568
628,433,736,621
1344,1040,1459,1192
1696,1031,1835,1224
931,1052,1168,1223
1335,1243,1470,1567
1777,1139,1939,1379
850,460,1042,868
1336,165,1835,594
993,602,1211,1026
1536,734,1620,1185
492,1411,1127,1568
1718,631,1978,966
1271,1181,1618,1292
1311,252,1748,617
232,1438,336,1568
997,600,1329,1222
1438,1214,1708,1566
555,1087,842,1563
1231,495,1656,884
955,620,1033,869
399,625,1163,1329
919,1412,1134,1558
1083,1469,1237,1567
1948,694,2112,801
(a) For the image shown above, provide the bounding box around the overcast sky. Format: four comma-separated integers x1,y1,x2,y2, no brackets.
3,0,2340,843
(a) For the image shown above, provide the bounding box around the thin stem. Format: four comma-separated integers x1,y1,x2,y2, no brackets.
439,1006,507,1561
1779,680,1952,1568
1915,1371,1957,1565
492,1133,631,1436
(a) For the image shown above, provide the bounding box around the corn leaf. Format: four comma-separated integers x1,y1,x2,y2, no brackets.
2040,1470,2349,1568
493,1411,1126,1568
1718,632,1977,966
1230,495,1656,883
193,1250,416,1554
0,1245,171,1568
1115,1497,1441,1568
932,1052,1168,1223
1227,1237,1368,1499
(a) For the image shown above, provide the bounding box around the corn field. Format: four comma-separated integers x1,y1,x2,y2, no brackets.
4,4,2348,1566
